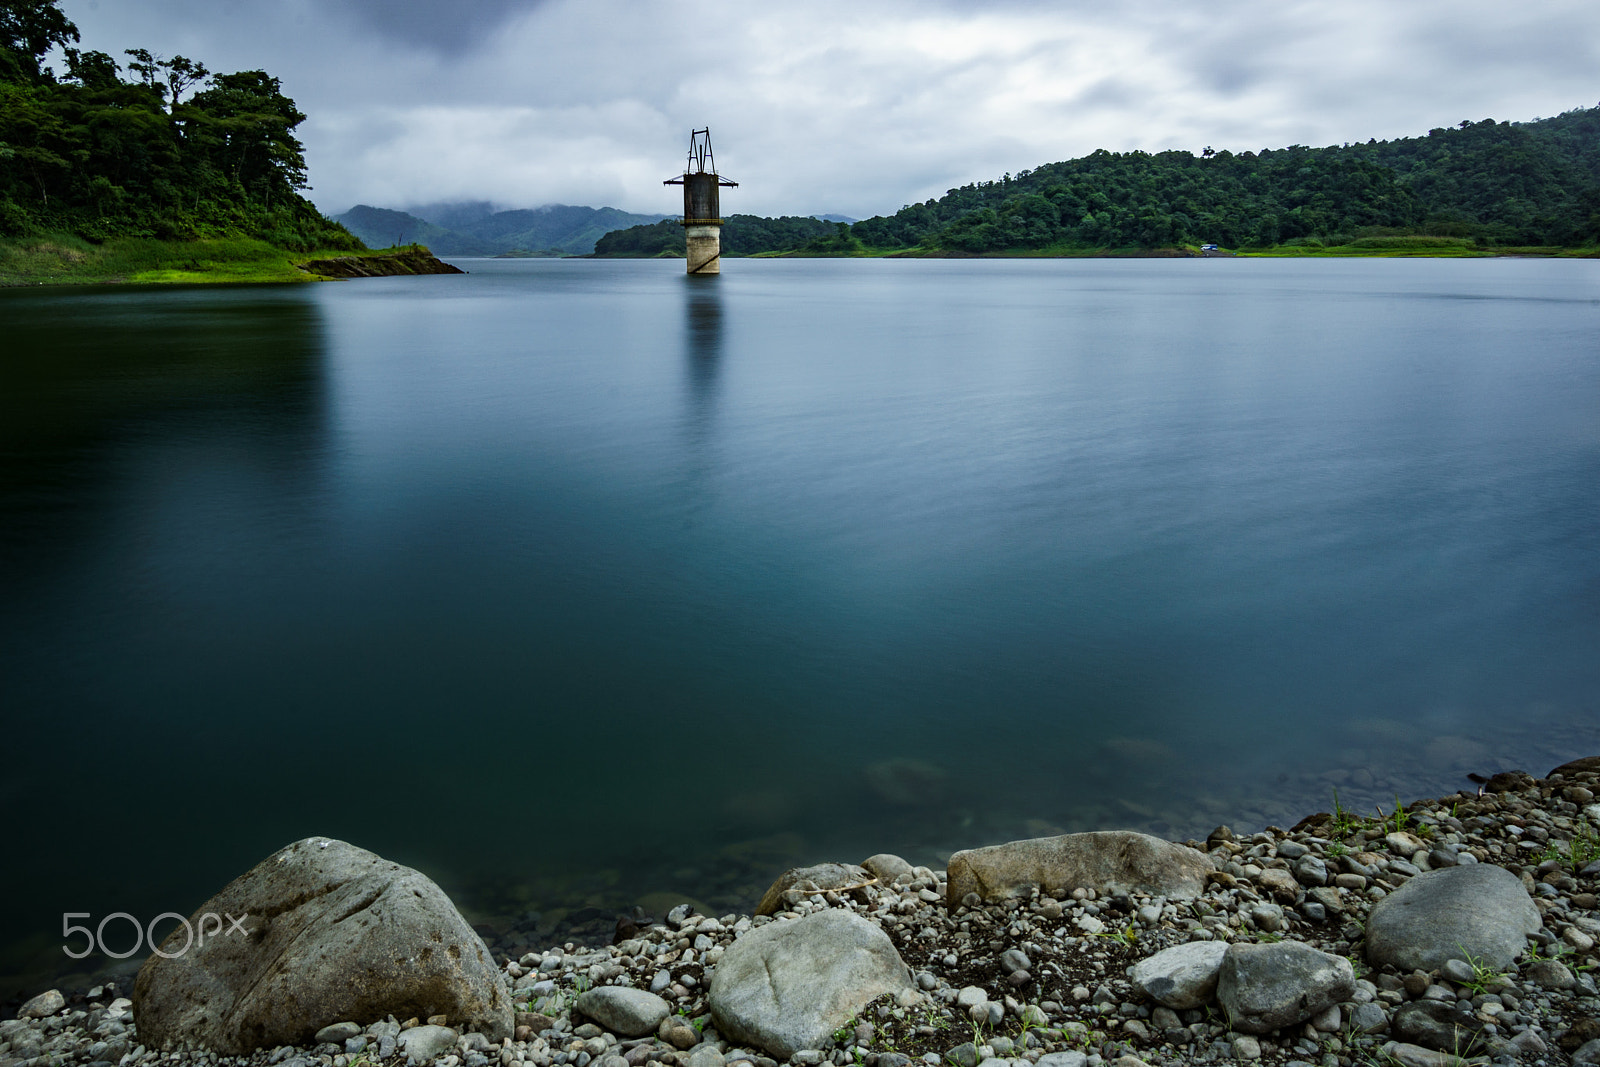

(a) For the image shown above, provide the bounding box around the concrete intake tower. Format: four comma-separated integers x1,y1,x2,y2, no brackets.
665,129,737,274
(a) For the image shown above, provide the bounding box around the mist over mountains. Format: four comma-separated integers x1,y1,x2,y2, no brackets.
334,202,672,256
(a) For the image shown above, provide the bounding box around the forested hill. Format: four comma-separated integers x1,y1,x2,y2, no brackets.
850,106,1600,252
593,214,850,257
0,0,358,251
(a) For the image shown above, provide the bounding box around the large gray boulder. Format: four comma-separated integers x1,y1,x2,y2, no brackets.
1549,755,1600,778
755,863,871,916
575,987,671,1037
946,831,1213,904
708,908,913,1058
133,837,512,1053
1364,864,1540,971
1128,941,1228,1009
1216,942,1354,1034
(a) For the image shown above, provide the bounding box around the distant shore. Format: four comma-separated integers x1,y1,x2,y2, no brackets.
589,242,1600,261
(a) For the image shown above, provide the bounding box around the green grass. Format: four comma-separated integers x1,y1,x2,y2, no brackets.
1456,948,1507,995
1096,921,1140,948
1242,236,1482,257
1374,794,1415,835
1242,237,1598,258
1329,789,1364,838
1535,826,1600,872
1350,235,1476,250
865,241,1197,258
816,237,1600,259
0,233,423,287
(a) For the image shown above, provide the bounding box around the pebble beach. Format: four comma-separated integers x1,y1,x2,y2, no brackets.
5,758,1599,1067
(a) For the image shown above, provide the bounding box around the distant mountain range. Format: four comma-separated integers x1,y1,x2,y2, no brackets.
335,202,859,256
333,202,672,256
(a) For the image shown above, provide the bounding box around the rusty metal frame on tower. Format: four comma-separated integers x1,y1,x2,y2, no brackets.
665,128,737,226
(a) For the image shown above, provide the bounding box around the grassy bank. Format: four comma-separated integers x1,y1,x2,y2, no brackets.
0,234,438,288
1240,235,1600,257
595,236,1600,261
756,243,1195,259
777,237,1600,259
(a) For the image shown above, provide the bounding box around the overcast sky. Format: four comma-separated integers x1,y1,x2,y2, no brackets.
58,0,1600,220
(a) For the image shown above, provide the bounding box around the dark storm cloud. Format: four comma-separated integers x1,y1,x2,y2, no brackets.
62,0,545,62
332,0,547,56
1193,58,1264,98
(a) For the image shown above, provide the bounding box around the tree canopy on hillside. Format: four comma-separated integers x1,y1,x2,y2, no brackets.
848,106,1600,253
0,0,358,249
593,214,842,257
602,105,1600,256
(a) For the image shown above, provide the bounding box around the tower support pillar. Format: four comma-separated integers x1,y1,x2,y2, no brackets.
685,223,722,274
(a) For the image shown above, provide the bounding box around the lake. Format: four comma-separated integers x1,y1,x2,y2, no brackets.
2,256,1597,994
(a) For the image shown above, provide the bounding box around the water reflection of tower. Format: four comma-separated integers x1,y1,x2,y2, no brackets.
683,278,724,444
664,129,737,275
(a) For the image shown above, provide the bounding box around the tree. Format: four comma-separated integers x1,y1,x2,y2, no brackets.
62,47,118,90
187,70,308,197
0,0,77,82
0,0,357,249
123,48,210,110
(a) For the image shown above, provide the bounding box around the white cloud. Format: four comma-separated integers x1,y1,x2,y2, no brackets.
60,0,1600,219
310,101,673,211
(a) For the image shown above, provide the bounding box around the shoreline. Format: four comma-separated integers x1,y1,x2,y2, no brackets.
0,239,462,289
589,243,1600,261
7,241,1593,284
4,718,1594,1013
583,248,1600,262
5,756,1597,1067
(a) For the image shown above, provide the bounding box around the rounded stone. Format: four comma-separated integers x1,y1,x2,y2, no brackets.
397,1025,458,1064
17,989,65,1020
707,909,912,1059
315,1023,362,1045
861,855,915,885
999,948,1031,973
1525,959,1575,991
1364,864,1541,972
1350,1002,1389,1034
754,864,870,917
946,831,1214,904
1216,941,1355,1034
573,987,672,1038
1391,1000,1482,1053
1128,941,1228,1009
132,838,512,1054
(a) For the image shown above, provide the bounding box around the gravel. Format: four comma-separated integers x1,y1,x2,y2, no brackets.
6,765,1600,1067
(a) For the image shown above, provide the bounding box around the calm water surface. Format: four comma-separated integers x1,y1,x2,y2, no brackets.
2,257,1597,991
